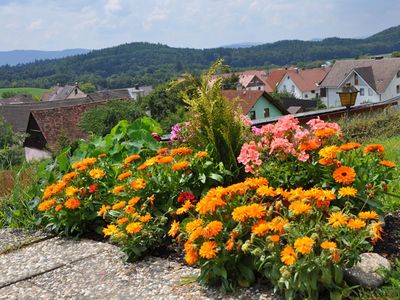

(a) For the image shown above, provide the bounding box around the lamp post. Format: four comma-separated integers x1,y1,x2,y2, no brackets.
337,84,359,117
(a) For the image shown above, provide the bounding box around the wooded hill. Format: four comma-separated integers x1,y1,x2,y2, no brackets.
1,25,400,89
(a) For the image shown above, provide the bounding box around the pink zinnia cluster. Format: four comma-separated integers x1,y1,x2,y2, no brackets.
238,115,341,173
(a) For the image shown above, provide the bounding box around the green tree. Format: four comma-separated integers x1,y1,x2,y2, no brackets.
0,116,24,169
1,91,18,99
79,82,96,93
79,100,146,136
221,73,240,90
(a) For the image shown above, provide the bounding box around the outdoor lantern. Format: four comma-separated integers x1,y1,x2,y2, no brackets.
337,84,359,116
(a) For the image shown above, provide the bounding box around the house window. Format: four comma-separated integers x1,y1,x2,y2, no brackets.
311,90,315,94
397,71,400,78
291,85,295,93
249,111,256,120
304,94,308,98
258,86,261,90
354,74,359,85
397,85,400,94
264,108,270,118
283,85,287,91
359,88,365,96
368,88,373,96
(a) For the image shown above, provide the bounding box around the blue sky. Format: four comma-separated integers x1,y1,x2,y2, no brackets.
0,0,399,51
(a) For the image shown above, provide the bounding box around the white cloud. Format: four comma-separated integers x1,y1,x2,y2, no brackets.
27,19,43,31
142,6,170,30
104,0,122,14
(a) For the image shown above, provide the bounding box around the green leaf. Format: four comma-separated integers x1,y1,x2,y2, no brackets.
209,173,224,182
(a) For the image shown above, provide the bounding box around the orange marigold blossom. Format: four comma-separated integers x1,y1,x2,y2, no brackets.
319,158,341,167
320,241,337,250
157,147,169,154
55,204,63,212
139,213,152,223
232,203,266,222
176,200,194,215
186,218,204,233
189,227,203,242
199,241,218,259
298,140,321,151
64,198,80,209
252,221,270,236
244,177,269,189
338,186,358,197
358,211,379,220
128,196,141,206
196,196,226,215
256,185,277,197
202,221,223,238
130,178,146,190
347,218,366,230
268,217,289,234
117,217,128,225
281,245,297,266
194,151,208,159
103,224,118,236
294,237,315,255
112,185,126,194
328,212,348,228
98,153,107,158
112,201,126,210
332,249,341,263
118,171,132,180
124,205,135,214
148,194,155,205
363,144,384,154
339,142,361,151
42,180,67,199
158,156,175,164
315,127,337,138
371,222,384,244
38,198,57,212
184,241,198,265
170,147,193,156
289,200,312,215
225,239,235,251
269,235,280,243
89,168,106,179
124,154,141,164
171,161,190,171
168,220,180,237
333,166,356,185
319,145,340,159
379,160,396,167
98,204,111,216
126,222,143,234
65,186,79,197
61,171,78,183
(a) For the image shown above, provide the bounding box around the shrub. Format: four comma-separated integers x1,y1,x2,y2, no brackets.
0,116,25,169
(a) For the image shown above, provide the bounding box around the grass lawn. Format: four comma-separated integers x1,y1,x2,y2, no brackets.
0,87,49,98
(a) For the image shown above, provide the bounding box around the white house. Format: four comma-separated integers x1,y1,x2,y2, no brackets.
320,57,400,108
276,68,330,100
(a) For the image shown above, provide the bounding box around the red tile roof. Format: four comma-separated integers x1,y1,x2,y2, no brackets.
265,69,287,91
283,68,330,92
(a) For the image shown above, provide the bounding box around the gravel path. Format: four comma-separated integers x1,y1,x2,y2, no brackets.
0,229,281,300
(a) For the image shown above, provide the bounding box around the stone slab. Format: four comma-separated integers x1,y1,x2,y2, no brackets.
0,229,51,254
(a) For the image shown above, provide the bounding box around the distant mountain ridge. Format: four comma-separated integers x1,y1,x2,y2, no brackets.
0,49,91,66
0,25,400,89
220,42,263,48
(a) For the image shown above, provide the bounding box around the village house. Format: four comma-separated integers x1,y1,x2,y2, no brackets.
275,67,330,100
221,90,288,121
320,57,400,108
42,83,87,101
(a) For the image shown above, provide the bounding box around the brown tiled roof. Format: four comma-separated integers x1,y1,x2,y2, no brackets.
88,89,131,101
265,69,287,90
29,101,107,152
283,68,331,92
221,90,288,115
0,95,34,105
43,85,81,101
320,58,400,93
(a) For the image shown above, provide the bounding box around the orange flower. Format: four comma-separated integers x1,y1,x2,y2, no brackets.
232,204,266,222
98,153,107,158
158,156,175,164
225,239,235,251
64,198,80,209
128,197,141,206
315,128,337,138
171,161,190,171
256,185,277,197
124,154,141,164
140,213,152,223
55,204,63,212
196,193,226,215
363,144,384,154
65,186,79,197
176,200,194,215
289,201,312,215
371,222,384,244
333,166,356,185
328,212,348,228
61,171,79,183
168,220,180,237
379,160,396,167
130,178,146,190
332,249,341,263
38,198,57,212
118,171,132,180
202,221,223,238
184,241,198,265
117,217,129,225
252,221,270,236
124,205,135,214
319,146,340,159
320,241,337,250
170,147,193,156
268,217,289,234
319,158,341,167
358,211,379,220
98,204,111,216
186,218,204,233
298,140,321,151
126,222,143,234
294,237,315,255
339,142,361,151
89,168,106,179
338,186,358,197
157,148,169,154
112,186,126,194
112,201,126,210
194,151,208,159
199,241,218,259
148,194,155,205
281,245,297,266
269,235,280,243
347,218,366,230
103,224,118,236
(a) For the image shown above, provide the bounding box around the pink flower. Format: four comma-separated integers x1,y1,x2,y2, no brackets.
237,142,261,164
269,138,294,155
307,117,341,132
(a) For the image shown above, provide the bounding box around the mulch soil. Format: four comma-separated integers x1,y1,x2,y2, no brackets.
374,210,400,262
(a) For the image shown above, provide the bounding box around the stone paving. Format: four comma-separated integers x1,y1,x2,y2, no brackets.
0,229,281,300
